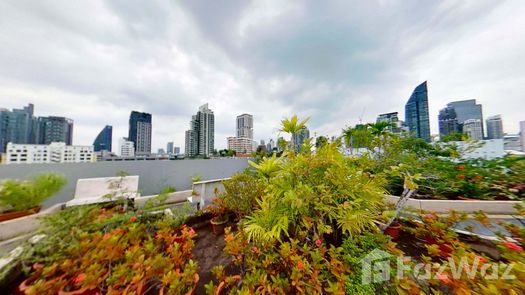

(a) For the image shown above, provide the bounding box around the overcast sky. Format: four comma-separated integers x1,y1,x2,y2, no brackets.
1,0,524,152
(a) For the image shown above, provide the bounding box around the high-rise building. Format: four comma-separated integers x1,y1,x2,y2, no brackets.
405,81,431,142
0,104,76,151
36,116,74,145
438,106,461,137
446,99,484,137
237,114,253,139
268,139,275,151
377,112,398,125
118,137,135,157
167,142,174,154
185,104,214,157
0,104,36,152
93,125,112,152
462,119,483,140
293,126,310,151
227,113,255,154
128,111,152,155
520,121,525,151
173,146,180,155
486,115,503,139
376,112,408,134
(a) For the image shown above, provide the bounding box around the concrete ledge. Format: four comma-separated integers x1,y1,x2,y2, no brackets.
135,190,193,207
193,178,231,186
0,191,196,242
0,203,63,242
386,195,521,214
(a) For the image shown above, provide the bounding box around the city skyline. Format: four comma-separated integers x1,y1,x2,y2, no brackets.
1,2,524,151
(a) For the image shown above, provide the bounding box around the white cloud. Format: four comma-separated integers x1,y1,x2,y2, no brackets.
0,0,524,153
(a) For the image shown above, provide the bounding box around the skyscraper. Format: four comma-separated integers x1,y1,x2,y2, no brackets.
93,125,113,152
405,81,431,142
486,115,503,139
438,106,460,137
0,104,35,152
185,104,214,157
227,113,255,154
293,126,310,151
462,119,483,140
36,116,74,145
520,121,525,151
237,114,253,139
446,99,484,137
128,111,152,155
167,141,174,154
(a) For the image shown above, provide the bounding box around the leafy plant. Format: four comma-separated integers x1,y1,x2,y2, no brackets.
0,173,66,213
221,173,265,220
19,204,199,294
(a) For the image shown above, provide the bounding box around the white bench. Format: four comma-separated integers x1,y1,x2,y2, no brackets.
66,176,140,207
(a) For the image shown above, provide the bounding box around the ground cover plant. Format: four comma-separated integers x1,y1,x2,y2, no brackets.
16,203,199,294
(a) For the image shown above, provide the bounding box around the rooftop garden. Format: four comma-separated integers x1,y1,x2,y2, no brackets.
1,116,524,294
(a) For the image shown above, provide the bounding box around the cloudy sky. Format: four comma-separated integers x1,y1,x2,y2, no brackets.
1,0,524,152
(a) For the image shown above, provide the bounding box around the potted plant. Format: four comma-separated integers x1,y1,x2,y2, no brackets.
207,196,229,235
0,173,66,222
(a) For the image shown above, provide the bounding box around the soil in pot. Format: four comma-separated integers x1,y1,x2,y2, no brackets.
384,223,402,240
210,216,228,235
0,206,42,222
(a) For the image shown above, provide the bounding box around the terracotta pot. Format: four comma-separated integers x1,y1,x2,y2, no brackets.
17,273,41,295
59,272,108,295
384,223,402,240
210,217,227,235
0,206,41,222
18,273,65,295
58,285,99,295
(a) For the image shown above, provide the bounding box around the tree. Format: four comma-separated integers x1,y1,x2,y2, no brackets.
315,136,328,149
279,115,309,152
441,132,469,142
342,125,371,155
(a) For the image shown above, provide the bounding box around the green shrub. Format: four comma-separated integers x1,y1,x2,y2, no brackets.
0,173,66,212
222,173,265,220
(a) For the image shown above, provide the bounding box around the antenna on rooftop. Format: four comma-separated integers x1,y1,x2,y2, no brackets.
358,107,366,124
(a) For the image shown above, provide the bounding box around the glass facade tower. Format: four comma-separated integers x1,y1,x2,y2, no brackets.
93,125,113,152
128,111,152,155
405,81,431,142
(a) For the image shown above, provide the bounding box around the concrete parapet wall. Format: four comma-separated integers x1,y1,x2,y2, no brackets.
0,159,249,208
386,196,521,214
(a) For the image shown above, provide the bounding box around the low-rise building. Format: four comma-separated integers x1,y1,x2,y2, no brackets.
452,139,505,160
227,137,255,154
5,142,94,164
119,138,135,157
504,134,523,152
